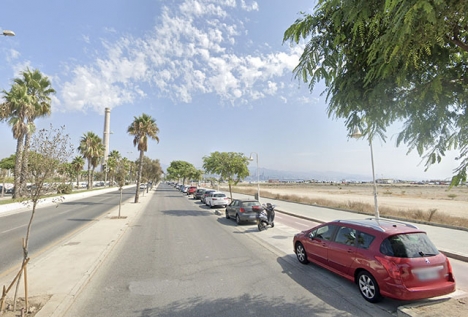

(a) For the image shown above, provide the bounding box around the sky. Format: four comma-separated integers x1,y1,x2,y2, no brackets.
0,0,460,181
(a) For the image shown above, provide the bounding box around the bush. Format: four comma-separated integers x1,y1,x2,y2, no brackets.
57,183,73,194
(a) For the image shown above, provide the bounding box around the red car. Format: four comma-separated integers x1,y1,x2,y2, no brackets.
187,186,197,195
293,219,455,302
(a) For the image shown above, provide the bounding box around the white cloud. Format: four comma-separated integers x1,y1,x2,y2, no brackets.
59,0,302,112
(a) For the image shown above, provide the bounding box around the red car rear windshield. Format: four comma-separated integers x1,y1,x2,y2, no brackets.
380,233,439,258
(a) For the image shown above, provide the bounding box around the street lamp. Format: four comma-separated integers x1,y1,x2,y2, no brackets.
249,152,260,202
2,30,15,37
351,127,379,220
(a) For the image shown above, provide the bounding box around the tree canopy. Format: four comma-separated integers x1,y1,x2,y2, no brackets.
166,160,198,185
202,152,250,199
283,0,468,184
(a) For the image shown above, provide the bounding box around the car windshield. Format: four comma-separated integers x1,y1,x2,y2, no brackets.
380,233,439,258
243,201,260,207
214,194,225,197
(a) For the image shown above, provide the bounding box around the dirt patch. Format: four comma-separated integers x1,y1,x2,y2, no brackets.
1,295,51,317
223,183,468,228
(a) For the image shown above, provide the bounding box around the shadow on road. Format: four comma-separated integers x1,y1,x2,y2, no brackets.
134,293,333,317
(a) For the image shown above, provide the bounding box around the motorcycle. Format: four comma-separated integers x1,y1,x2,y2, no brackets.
256,203,276,231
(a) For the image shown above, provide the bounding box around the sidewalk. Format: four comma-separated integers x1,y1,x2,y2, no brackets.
231,192,468,263
0,186,154,317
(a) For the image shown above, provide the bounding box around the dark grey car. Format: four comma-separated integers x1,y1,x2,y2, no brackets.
225,199,262,225
194,188,206,200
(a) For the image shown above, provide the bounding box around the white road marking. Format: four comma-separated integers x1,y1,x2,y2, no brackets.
1,224,27,234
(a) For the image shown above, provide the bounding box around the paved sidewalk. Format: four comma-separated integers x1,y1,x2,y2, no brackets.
0,186,154,317
230,192,468,262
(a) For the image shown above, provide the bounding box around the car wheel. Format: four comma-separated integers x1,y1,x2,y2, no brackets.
295,242,309,264
236,214,242,225
357,271,382,303
225,210,230,219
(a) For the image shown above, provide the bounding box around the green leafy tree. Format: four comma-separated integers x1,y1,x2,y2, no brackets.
202,152,250,199
283,0,468,184
127,113,160,203
78,132,104,190
166,160,197,185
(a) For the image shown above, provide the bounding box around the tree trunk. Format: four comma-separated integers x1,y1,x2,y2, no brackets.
87,161,91,190
13,136,24,199
134,150,144,203
20,130,32,198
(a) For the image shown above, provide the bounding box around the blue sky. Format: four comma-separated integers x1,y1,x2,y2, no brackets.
0,0,459,181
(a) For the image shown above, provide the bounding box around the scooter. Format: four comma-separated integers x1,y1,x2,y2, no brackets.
256,203,276,231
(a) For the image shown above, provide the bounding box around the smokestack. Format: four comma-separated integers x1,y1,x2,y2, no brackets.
102,107,111,170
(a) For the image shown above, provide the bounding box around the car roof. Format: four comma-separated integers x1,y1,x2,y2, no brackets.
330,218,422,234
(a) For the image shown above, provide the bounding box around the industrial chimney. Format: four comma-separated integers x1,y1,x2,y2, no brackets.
102,107,111,171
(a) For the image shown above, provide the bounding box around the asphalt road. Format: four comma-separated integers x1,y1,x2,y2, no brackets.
63,184,393,317
0,187,136,276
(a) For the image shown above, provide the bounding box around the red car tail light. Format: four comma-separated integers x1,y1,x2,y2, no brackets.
446,258,455,282
239,207,245,213
376,256,402,282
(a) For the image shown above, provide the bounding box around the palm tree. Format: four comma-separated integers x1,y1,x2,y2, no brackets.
15,69,55,195
78,132,104,190
71,156,85,188
0,84,32,198
127,114,160,203
107,150,121,186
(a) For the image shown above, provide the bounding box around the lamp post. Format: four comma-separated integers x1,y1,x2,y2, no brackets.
351,127,379,220
249,152,260,202
2,30,15,37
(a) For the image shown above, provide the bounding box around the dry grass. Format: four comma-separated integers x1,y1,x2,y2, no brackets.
223,184,468,229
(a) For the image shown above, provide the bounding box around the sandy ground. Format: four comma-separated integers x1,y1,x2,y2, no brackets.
233,183,468,219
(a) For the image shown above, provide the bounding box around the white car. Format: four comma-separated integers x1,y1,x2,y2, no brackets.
205,191,229,208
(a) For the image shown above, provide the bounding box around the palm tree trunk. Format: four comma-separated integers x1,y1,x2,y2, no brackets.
134,150,144,203
20,130,32,197
87,161,91,190
13,136,24,199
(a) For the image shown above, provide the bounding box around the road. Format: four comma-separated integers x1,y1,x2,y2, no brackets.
0,188,136,276
64,184,397,317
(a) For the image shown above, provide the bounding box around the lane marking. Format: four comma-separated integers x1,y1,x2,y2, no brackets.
1,224,27,235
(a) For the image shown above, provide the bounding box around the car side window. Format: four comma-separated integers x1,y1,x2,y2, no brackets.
334,226,356,246
314,225,337,241
356,232,375,249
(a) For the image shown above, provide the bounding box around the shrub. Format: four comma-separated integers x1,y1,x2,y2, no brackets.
57,183,73,194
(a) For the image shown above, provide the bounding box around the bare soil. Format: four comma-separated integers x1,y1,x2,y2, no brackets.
225,182,468,228
1,295,50,317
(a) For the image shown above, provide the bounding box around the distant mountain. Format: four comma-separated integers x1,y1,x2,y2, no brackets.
160,163,369,182
245,167,369,182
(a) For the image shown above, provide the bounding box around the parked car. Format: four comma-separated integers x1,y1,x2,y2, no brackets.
201,189,216,203
193,188,206,200
187,186,197,195
205,191,229,208
225,199,262,224
293,219,456,303
139,183,147,189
